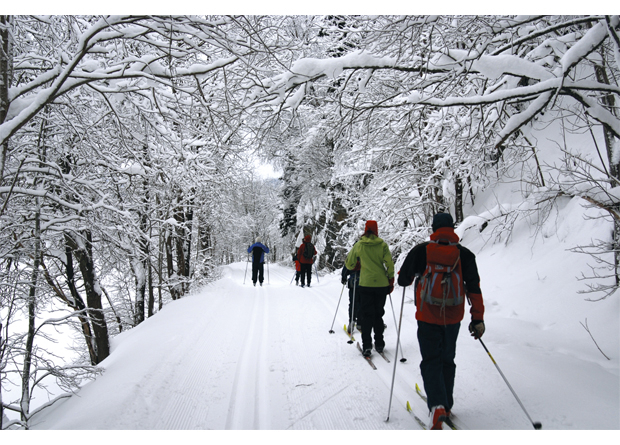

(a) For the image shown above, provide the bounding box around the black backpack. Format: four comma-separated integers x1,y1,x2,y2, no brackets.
303,242,314,260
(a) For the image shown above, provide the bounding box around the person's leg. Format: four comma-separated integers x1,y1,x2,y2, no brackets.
373,291,387,351
442,322,460,412
358,287,373,351
300,264,309,286
417,321,450,411
258,263,264,284
251,263,258,284
353,286,360,327
347,287,354,329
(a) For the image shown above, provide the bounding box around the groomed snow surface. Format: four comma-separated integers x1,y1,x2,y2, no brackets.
16,197,619,441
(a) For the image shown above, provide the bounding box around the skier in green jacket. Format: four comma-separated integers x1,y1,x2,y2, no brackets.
344,220,395,357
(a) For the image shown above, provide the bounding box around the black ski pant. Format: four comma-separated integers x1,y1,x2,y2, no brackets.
300,263,312,286
357,286,388,351
251,262,264,284
348,285,360,326
417,320,460,412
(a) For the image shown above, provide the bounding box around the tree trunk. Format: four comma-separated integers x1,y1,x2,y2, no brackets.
173,194,193,296
594,56,620,286
133,210,149,325
454,176,464,225
0,320,4,430
20,202,41,426
197,218,213,278
147,257,154,317
67,231,110,364
63,235,98,364
0,15,12,182
133,260,146,326
165,226,180,300
323,193,348,270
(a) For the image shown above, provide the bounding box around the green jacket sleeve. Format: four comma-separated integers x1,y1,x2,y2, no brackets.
344,243,359,270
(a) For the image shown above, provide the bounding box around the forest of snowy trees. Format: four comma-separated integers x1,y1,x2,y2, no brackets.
1,15,619,429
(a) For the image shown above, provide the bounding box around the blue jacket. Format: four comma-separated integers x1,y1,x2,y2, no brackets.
248,242,269,263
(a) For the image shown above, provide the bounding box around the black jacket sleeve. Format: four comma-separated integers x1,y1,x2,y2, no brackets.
397,242,428,287
458,246,482,294
341,265,350,281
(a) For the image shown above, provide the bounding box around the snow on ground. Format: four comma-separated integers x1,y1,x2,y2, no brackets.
16,195,619,441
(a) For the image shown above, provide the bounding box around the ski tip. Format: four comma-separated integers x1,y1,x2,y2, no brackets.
406,401,412,412
415,383,421,392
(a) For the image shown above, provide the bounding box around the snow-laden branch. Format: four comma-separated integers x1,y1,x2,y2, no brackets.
0,186,131,218
490,16,606,56
1,15,254,148
558,16,618,77
494,91,554,148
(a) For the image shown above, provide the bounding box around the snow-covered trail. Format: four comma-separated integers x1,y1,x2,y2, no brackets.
31,263,416,430
30,258,618,430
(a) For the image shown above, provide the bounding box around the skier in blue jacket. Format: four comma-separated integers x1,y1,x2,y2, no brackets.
247,237,270,286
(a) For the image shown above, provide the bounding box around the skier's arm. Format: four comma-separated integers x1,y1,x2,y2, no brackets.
460,247,485,321
344,244,359,270
341,265,350,284
397,243,426,287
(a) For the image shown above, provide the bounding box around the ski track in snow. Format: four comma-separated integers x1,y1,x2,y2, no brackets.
225,284,270,429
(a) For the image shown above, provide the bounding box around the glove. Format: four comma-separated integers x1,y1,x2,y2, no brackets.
388,277,394,294
469,320,485,339
341,277,347,285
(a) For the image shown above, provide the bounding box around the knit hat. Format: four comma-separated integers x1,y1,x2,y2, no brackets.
304,234,311,242
431,213,454,232
256,237,262,243
364,220,378,236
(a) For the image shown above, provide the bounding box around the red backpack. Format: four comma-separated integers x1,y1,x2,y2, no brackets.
419,240,465,308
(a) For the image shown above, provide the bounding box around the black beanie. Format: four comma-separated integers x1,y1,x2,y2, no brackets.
432,213,454,232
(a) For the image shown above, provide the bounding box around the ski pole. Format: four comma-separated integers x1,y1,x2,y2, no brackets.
267,256,270,284
388,294,407,362
243,252,249,285
477,337,542,430
385,286,407,422
313,261,320,283
329,284,346,333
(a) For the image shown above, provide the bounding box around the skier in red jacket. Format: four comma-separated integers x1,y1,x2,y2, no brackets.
398,213,485,430
297,234,317,288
